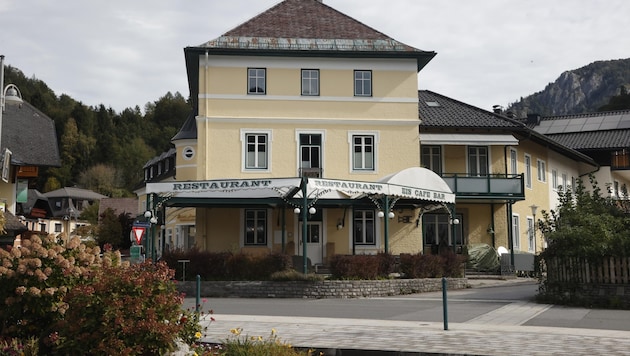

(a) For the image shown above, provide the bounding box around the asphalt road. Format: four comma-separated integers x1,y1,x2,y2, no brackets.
184,281,630,331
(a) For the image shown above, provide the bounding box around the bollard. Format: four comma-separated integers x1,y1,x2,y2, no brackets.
442,277,448,330
196,274,201,314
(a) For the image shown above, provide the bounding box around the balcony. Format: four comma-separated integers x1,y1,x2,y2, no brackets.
441,173,525,201
611,150,630,170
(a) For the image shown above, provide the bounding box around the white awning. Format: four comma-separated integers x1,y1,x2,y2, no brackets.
146,178,302,199
420,133,518,146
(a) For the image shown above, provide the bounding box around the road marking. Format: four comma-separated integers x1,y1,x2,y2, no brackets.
465,301,553,325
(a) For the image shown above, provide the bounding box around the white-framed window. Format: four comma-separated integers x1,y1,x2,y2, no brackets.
561,173,568,192
511,214,520,250
468,146,488,176
422,145,442,175
537,159,546,182
354,70,372,97
614,180,620,198
527,217,535,252
353,209,375,245
509,148,518,175
301,69,319,96
244,209,267,245
552,169,558,190
55,223,62,233
524,154,532,189
39,223,46,233
349,132,378,172
241,130,271,171
247,68,266,94
297,130,325,178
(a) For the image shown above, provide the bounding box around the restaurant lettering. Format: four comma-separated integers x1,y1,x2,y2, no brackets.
311,179,384,192
401,187,445,200
172,180,273,191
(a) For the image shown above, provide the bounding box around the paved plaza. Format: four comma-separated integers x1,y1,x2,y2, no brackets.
190,278,630,355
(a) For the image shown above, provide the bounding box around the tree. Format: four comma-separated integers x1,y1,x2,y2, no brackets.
598,85,630,111
78,164,121,197
539,175,630,260
96,208,124,249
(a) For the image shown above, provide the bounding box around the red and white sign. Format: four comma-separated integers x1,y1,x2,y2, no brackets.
131,226,146,245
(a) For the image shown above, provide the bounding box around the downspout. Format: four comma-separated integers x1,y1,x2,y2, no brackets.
301,177,308,274
204,50,209,118
383,195,390,254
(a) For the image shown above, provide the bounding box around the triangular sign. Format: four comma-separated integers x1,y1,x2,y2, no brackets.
132,226,146,245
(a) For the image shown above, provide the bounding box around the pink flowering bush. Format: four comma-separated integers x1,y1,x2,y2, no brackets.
0,235,202,354
0,234,108,340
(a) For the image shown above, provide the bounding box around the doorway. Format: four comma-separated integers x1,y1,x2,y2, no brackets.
299,221,323,265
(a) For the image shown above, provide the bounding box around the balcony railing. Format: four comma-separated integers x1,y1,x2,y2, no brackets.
440,173,525,200
611,150,630,170
300,167,322,178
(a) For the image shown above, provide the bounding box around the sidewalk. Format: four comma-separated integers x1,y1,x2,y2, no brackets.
194,278,630,355
199,314,630,355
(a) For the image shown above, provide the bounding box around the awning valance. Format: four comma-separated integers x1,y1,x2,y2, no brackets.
145,167,454,207
420,133,518,146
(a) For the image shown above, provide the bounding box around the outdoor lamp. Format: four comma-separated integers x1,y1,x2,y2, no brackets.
377,211,385,218
308,207,316,215
144,210,152,219
388,211,395,219
293,207,301,214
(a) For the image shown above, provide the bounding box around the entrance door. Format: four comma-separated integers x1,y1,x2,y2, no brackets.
299,221,323,265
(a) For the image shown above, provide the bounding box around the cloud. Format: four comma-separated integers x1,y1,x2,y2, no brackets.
1,0,628,113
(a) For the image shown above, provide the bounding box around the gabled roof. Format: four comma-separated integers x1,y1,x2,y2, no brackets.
529,110,630,151
43,187,107,200
2,100,60,167
418,90,597,166
98,198,138,221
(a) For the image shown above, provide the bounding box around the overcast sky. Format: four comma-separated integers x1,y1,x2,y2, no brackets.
1,0,629,114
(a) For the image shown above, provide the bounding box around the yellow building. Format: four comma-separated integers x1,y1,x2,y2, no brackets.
141,0,458,270
418,91,597,263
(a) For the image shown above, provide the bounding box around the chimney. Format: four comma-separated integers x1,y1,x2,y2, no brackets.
492,105,502,114
527,113,541,126
506,111,515,119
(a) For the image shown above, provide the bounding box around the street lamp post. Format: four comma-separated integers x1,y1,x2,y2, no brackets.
0,55,24,150
530,204,538,250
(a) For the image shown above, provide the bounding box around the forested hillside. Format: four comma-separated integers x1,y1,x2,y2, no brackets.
508,58,630,117
4,65,190,197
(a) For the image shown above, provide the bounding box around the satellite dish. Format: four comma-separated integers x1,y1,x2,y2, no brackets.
497,246,508,256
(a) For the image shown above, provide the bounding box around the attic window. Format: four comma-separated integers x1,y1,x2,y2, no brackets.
425,101,440,107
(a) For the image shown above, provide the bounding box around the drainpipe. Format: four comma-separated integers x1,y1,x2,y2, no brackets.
301,177,308,274
383,195,390,254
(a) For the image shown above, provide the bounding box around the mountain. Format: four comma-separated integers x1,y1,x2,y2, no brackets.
507,58,630,117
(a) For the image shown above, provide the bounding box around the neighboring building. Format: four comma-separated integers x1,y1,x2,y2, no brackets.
36,187,107,241
527,110,630,202
0,65,61,246
139,0,457,268
418,90,597,254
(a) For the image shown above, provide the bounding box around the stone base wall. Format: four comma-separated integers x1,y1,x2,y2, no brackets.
177,278,468,298
541,282,630,308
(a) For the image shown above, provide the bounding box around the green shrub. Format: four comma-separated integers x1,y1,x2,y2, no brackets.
270,269,323,281
399,253,444,278
329,254,381,279
217,328,314,356
162,249,292,281
0,337,38,355
53,260,201,355
0,235,109,341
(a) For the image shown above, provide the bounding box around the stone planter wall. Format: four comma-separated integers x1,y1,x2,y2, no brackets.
177,278,468,298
